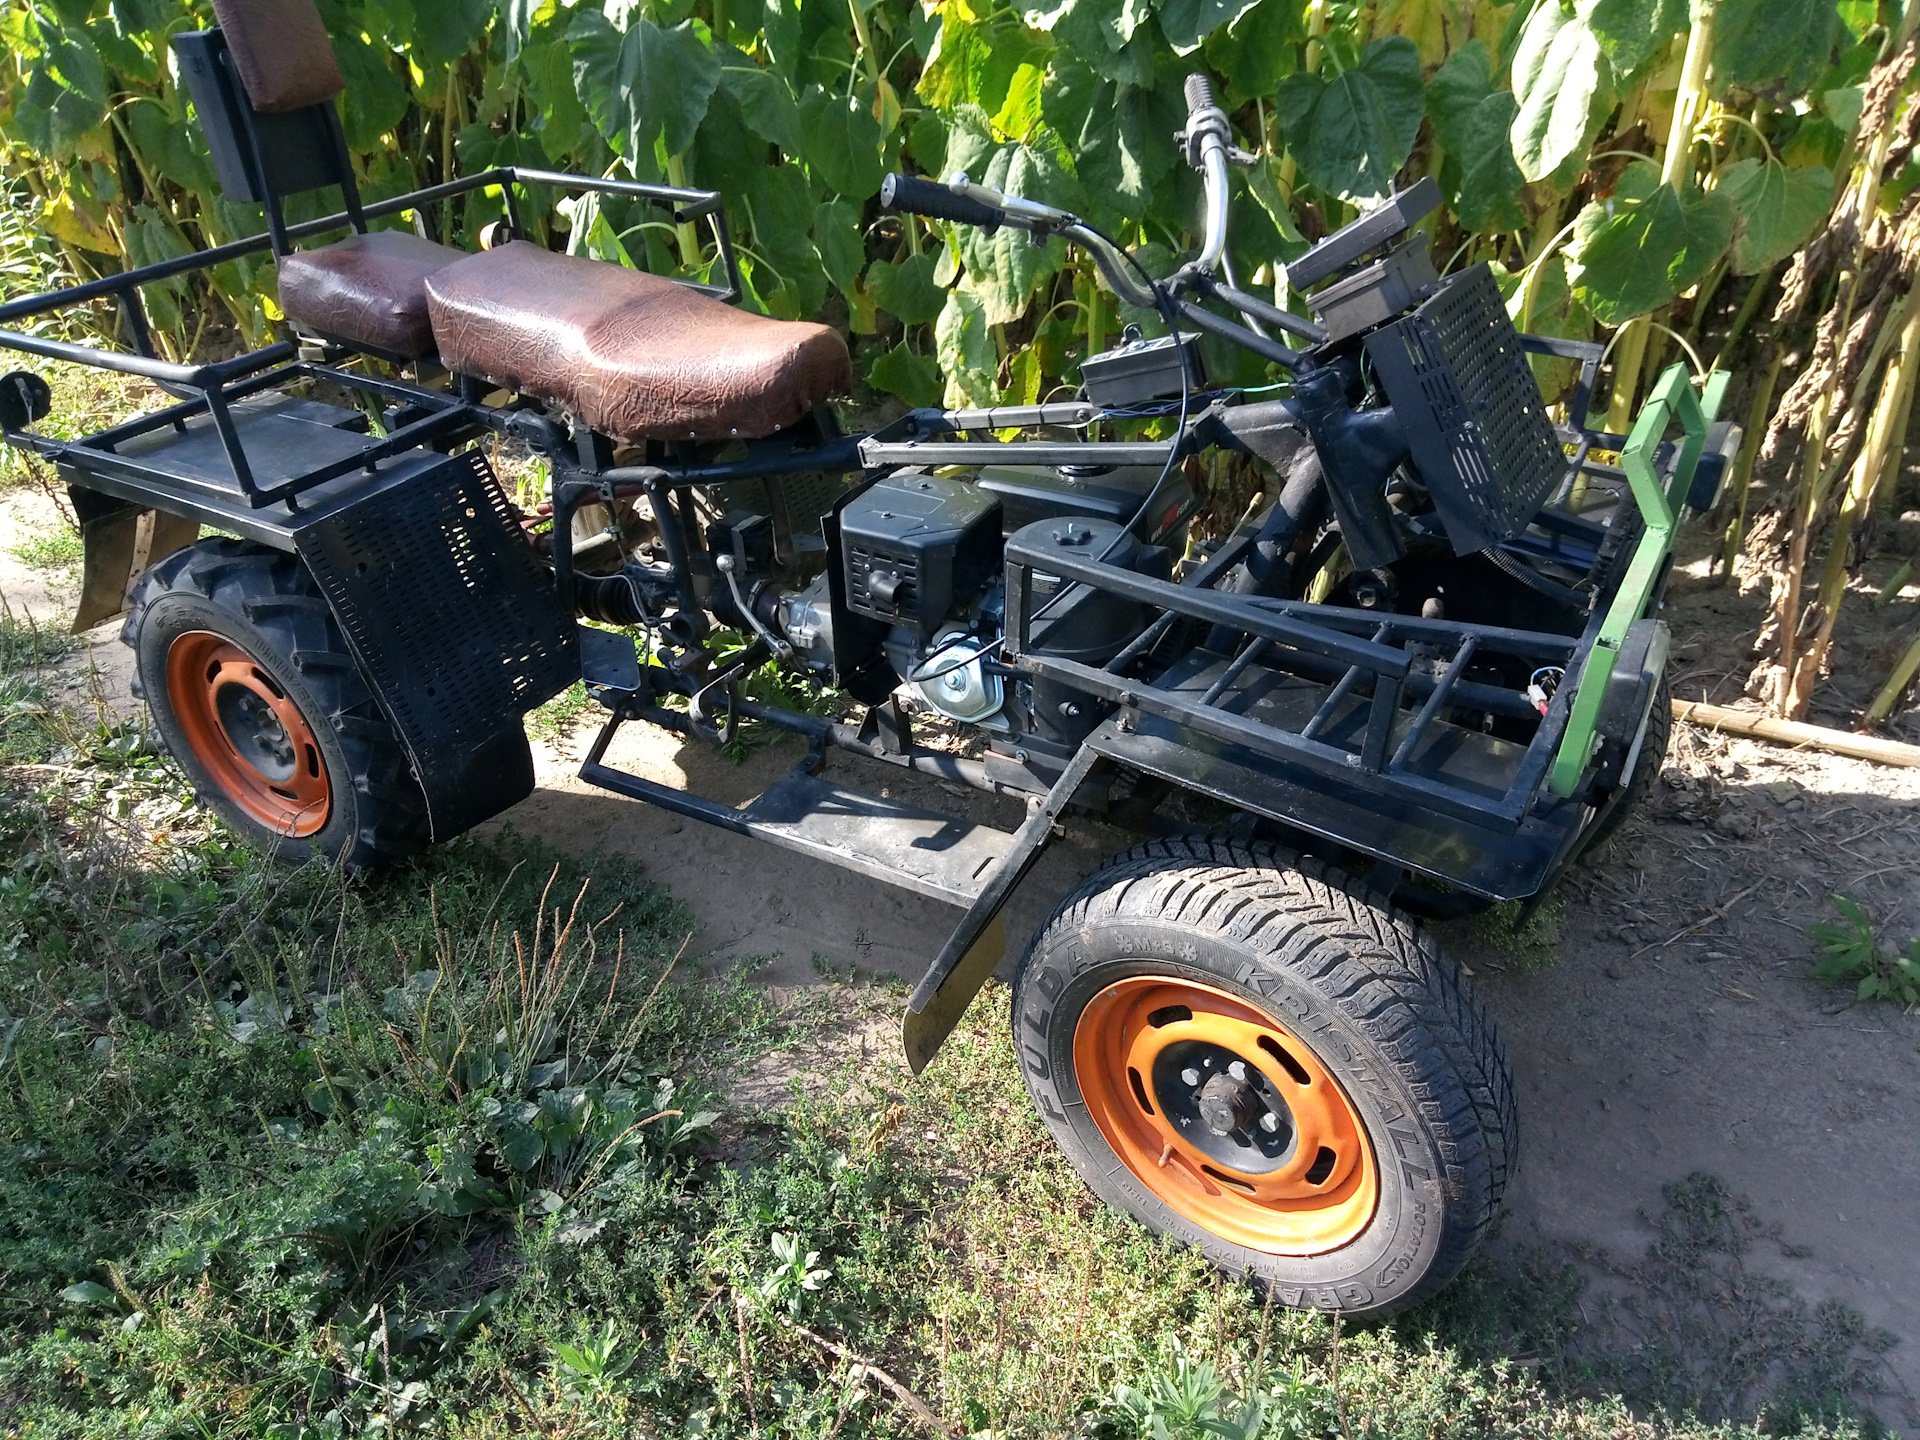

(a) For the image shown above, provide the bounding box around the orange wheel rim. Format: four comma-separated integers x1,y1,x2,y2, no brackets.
165,631,331,838
1073,976,1379,1255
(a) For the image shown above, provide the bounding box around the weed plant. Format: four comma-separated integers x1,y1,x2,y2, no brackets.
0,628,1892,1438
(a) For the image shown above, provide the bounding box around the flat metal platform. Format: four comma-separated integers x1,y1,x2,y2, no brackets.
58,395,457,549
579,751,1019,907
115,393,372,488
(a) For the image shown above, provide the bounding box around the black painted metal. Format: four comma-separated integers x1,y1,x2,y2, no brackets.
1087,714,1577,901
297,449,578,838
1365,264,1563,556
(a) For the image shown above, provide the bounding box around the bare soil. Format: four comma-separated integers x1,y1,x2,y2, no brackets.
5,492,1918,1419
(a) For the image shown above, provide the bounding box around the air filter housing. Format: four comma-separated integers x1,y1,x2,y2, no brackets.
839,472,1000,642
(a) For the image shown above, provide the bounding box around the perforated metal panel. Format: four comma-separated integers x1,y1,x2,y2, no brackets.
296,448,578,833
1365,263,1561,555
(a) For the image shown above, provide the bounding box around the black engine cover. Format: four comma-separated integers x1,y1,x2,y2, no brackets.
839,471,1000,642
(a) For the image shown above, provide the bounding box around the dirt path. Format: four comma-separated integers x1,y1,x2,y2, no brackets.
5,490,1917,1415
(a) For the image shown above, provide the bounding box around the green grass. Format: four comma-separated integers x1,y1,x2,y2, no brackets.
7,525,82,573
0,658,1896,1438
1466,894,1568,973
526,678,594,745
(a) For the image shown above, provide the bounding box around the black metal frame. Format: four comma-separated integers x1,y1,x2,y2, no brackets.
0,161,749,513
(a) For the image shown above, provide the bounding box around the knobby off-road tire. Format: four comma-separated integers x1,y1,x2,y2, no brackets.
1011,838,1516,1318
124,538,430,867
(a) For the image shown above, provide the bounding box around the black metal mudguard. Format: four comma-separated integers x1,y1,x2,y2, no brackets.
293,448,579,840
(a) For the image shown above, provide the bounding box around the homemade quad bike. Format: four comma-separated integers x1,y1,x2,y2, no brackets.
0,0,1740,1317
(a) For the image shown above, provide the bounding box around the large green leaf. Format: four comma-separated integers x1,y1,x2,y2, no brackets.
125,96,214,198
498,0,538,64
1274,35,1425,201
813,198,864,298
959,143,1074,323
40,21,106,107
1584,0,1686,80
570,11,721,162
760,0,804,80
521,38,590,163
1718,157,1833,274
1565,166,1734,323
936,286,997,406
1452,91,1527,232
1155,0,1263,57
798,86,885,199
331,36,411,151
720,57,803,153
1510,1,1608,183
1202,0,1305,103
942,103,1000,185
414,0,492,65
1043,65,1174,224
1043,0,1157,85
1425,39,1525,231
866,250,947,324
868,343,944,406
918,15,1049,114
1715,0,1846,94
1424,38,1492,153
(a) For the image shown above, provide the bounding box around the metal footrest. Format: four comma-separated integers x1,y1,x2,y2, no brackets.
579,732,1018,907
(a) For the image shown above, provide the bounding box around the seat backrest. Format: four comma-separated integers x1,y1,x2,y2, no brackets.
208,0,346,114
172,0,363,256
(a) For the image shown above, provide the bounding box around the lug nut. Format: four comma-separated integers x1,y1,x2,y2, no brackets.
1228,1060,1248,1081
1181,1067,1202,1087
1258,1112,1282,1134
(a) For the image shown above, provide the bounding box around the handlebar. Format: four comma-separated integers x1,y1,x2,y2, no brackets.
879,172,1006,232
880,72,1321,372
1179,74,1234,273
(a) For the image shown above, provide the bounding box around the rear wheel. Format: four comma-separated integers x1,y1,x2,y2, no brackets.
125,538,429,867
1585,672,1672,857
1011,837,1515,1317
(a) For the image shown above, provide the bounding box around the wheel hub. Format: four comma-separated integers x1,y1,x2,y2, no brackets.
1071,976,1380,1255
1152,1041,1295,1171
216,684,298,780
165,631,331,837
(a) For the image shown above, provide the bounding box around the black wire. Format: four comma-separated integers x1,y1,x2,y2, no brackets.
907,238,1194,687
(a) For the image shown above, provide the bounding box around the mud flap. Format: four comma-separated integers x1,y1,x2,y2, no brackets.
70,486,199,632
901,744,1105,1074
293,449,580,841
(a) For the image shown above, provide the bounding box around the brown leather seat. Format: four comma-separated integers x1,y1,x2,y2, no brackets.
424,242,853,442
278,230,467,359
208,0,345,114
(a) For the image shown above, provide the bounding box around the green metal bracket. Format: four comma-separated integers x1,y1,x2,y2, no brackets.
1548,363,1727,799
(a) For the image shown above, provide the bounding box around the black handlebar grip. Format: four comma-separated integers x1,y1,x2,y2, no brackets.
880,172,1004,230
1184,73,1217,113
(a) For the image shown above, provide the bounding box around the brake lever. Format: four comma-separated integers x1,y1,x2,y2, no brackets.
944,173,1079,237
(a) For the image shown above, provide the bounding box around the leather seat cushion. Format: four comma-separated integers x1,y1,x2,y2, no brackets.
278,230,466,359
424,242,853,442
208,0,346,114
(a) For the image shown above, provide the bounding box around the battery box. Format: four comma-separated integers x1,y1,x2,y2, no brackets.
1079,330,1208,406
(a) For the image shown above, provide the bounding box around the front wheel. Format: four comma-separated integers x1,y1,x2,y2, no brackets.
1011,838,1515,1317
